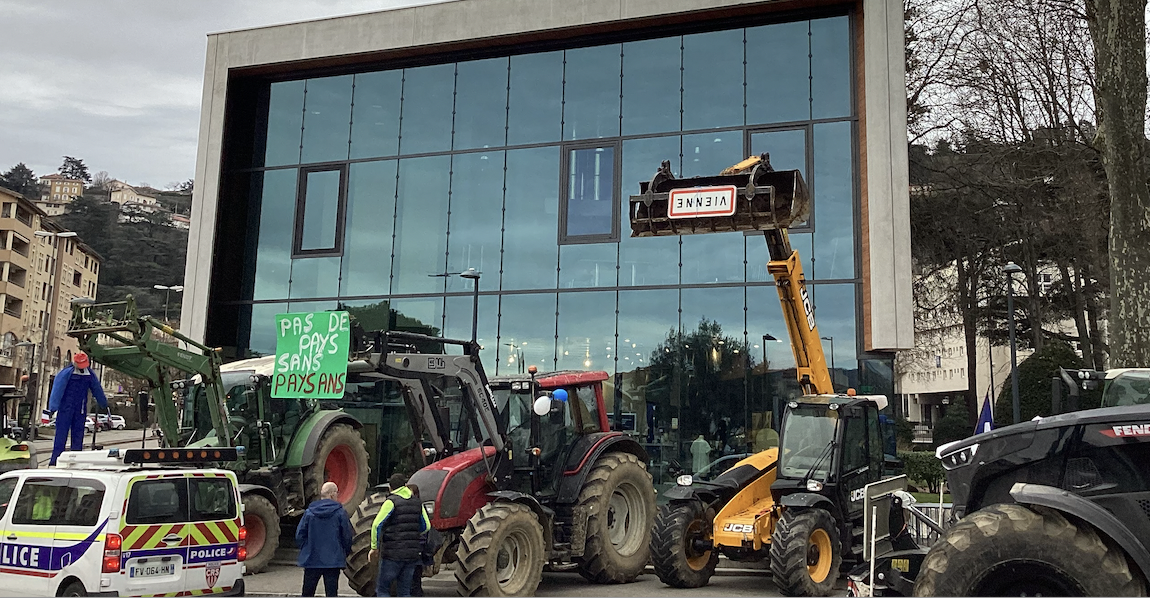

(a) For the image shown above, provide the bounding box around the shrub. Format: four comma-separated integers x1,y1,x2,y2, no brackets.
932,404,974,449
995,340,1088,424
894,417,915,449
899,450,946,493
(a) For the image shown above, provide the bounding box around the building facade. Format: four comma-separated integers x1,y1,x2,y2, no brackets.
185,0,911,483
36,174,84,216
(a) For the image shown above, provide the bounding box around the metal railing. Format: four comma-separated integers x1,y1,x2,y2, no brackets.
907,502,953,546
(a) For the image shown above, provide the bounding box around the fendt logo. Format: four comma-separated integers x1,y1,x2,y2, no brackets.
723,523,754,534
1101,423,1150,438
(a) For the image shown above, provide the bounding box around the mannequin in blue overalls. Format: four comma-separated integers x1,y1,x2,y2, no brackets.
47,351,107,465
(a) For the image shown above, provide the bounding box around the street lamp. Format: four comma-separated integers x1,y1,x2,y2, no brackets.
1004,261,1024,424
761,334,781,368
32,230,77,411
153,284,184,323
820,336,835,372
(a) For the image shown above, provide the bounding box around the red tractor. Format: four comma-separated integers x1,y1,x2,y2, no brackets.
345,366,655,596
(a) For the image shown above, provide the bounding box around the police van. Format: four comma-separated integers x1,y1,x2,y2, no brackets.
0,447,247,596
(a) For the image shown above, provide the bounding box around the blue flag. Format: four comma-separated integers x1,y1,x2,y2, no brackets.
976,392,994,434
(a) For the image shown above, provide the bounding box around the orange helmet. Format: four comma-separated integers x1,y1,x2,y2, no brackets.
73,352,90,369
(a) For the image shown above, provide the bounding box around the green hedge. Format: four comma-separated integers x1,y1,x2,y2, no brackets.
995,340,1099,424
898,450,945,493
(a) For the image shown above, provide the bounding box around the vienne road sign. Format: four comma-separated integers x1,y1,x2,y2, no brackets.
667,185,738,219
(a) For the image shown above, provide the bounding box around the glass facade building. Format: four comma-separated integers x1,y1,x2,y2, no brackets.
203,6,898,487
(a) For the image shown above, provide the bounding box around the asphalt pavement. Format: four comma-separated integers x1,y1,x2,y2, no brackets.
30,426,159,466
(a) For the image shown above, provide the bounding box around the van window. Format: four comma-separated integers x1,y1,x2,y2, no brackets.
12,478,70,525
62,479,105,527
127,479,188,525
0,478,17,516
190,478,236,521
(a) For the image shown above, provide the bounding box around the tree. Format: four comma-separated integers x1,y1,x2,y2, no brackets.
0,163,41,197
91,171,111,190
1085,0,1150,368
58,156,91,183
994,340,1092,424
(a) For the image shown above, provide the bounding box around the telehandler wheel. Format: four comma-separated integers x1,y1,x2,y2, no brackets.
770,508,841,597
650,501,718,588
913,503,1146,597
456,502,546,597
344,491,388,597
303,423,370,511
575,452,655,584
241,494,280,575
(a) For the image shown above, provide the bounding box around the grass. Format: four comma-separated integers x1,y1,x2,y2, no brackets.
910,492,952,503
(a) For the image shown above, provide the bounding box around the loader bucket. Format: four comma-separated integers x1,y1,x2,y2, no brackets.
628,153,810,237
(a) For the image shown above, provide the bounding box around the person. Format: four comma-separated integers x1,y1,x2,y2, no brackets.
370,473,430,597
296,481,353,597
48,352,107,466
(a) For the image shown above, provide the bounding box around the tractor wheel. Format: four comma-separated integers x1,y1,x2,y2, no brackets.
650,501,718,588
913,503,1146,597
456,502,546,597
303,423,370,511
344,491,388,597
241,494,280,575
574,452,655,584
770,508,841,596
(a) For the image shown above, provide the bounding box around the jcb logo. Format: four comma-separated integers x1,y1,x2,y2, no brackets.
723,523,754,533
850,488,866,502
800,285,816,331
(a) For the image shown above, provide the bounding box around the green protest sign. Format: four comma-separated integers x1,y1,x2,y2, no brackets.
273,311,351,398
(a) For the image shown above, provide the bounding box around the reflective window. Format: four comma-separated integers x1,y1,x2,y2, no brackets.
501,147,559,291
301,75,353,164
340,161,397,297
622,37,682,136
682,30,744,130
562,145,617,242
0,477,15,516
350,70,402,159
126,479,186,525
264,80,304,167
507,51,563,145
563,44,621,140
247,302,287,356
681,130,745,285
454,58,508,150
392,156,450,294
444,294,498,364
387,298,445,336
296,168,345,254
556,291,616,371
680,286,747,453
497,293,558,374
399,64,455,155
616,289,678,481
746,21,811,124
619,136,680,287
446,152,505,292
811,16,852,119
253,170,297,300
190,478,237,522
813,121,855,280
559,243,617,289
289,256,341,300
806,283,859,391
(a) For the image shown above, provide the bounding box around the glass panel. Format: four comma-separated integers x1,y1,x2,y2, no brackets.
810,16,851,119
190,478,237,522
386,298,444,336
682,30,744,130
746,21,811,124
749,230,812,286
444,294,498,364
341,160,397,297
557,291,616,371
619,136,680,287
454,58,509,150
350,70,402,159
813,121,855,280
507,51,563,145
392,156,450,294
681,130,745,285
497,293,557,374
746,284,804,449
563,44,621,140
247,302,287,356
565,146,615,239
622,37,682,136
253,169,297,300
289,256,341,299
125,479,187,525
559,243,617,289
501,147,559,291
447,152,505,293
264,80,304,167
681,286,747,454
61,480,104,527
300,169,341,251
301,75,353,163
399,64,455,155
809,283,858,391
751,126,809,235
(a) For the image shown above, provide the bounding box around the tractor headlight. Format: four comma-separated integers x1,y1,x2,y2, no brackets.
938,443,979,470
423,501,436,516
677,475,693,486
806,479,824,492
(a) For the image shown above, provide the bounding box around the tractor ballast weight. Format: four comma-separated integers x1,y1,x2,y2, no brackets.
629,154,809,237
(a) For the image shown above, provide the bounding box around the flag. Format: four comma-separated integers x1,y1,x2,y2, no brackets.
976,392,994,434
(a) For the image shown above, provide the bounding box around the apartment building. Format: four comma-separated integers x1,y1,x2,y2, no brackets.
36,174,85,217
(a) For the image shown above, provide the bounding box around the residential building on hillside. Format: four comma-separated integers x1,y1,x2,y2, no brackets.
36,174,84,216
109,180,160,208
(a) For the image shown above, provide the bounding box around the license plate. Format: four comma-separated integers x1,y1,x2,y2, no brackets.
130,563,175,577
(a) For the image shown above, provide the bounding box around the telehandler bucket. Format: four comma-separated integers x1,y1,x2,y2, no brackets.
629,153,809,237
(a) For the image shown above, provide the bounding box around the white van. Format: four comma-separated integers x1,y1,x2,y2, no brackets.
0,449,246,596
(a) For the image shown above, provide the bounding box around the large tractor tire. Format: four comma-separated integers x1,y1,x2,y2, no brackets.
914,503,1146,597
241,494,280,575
574,452,655,584
303,423,369,511
344,491,388,597
770,508,841,597
650,501,718,588
456,502,546,597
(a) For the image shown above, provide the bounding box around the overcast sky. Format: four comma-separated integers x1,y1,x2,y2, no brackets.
0,0,449,189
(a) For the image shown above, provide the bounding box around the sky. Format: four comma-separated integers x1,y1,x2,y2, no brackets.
0,0,450,189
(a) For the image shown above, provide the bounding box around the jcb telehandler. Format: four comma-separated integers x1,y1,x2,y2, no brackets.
633,155,896,596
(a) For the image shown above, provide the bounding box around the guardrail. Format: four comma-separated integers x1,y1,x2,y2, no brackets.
908,502,952,546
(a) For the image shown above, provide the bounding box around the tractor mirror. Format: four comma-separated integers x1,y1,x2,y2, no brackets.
137,391,150,422
15,402,31,428
533,396,552,416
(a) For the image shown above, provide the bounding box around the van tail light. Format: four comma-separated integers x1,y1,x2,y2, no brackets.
102,533,122,573
237,525,247,562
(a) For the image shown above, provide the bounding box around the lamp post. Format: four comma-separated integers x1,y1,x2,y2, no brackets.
820,336,835,372
1004,261,1023,424
33,230,77,412
761,333,780,367
152,284,184,323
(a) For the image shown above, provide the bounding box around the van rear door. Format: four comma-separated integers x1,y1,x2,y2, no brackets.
119,475,188,597
182,474,241,595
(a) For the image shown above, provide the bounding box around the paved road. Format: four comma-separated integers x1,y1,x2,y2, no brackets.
30,426,159,465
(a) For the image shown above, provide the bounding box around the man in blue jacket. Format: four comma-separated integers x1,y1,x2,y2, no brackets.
296,481,353,597
48,351,107,466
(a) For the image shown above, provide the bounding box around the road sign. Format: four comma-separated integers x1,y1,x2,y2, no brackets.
667,185,737,219
273,311,350,399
